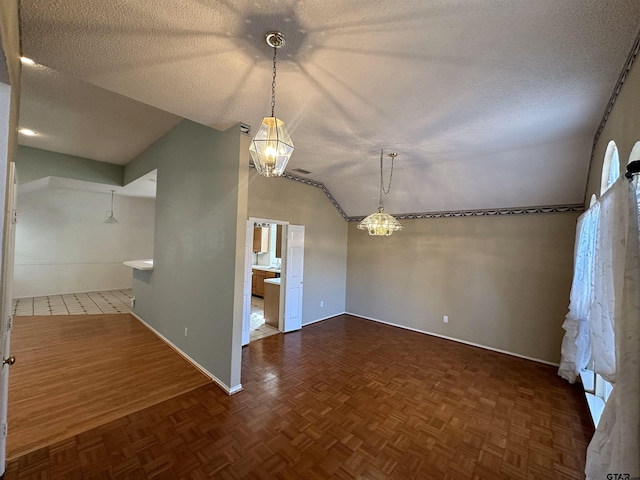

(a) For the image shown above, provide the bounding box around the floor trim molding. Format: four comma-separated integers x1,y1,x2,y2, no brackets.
130,312,243,395
344,312,560,367
302,312,346,327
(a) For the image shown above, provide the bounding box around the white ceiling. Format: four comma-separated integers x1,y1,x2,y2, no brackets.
18,0,640,216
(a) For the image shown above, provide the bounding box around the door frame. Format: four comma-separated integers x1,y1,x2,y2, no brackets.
243,217,289,344
0,161,17,473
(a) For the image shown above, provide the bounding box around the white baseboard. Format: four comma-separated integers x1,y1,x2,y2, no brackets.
130,312,243,396
344,312,560,367
302,312,346,327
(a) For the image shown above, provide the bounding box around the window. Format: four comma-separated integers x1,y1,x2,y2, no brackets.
600,141,620,195
581,142,620,426
630,142,640,211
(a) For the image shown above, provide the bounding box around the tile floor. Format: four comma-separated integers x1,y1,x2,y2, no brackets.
12,289,133,316
250,295,279,341
12,290,279,340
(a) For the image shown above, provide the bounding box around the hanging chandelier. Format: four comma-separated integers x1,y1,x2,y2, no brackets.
249,31,294,177
104,190,119,224
357,150,403,236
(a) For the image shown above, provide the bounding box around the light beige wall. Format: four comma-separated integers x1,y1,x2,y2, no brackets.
248,171,348,323
585,42,640,202
346,212,579,364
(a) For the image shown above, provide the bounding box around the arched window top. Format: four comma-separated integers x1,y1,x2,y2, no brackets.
628,141,640,165
589,194,597,207
600,141,620,195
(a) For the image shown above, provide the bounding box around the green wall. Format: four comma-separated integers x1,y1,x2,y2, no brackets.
128,120,248,392
16,145,123,186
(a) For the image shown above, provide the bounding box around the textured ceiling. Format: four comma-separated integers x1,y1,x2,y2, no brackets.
19,65,181,164
18,0,640,215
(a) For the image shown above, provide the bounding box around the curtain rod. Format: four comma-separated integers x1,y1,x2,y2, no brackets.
625,160,640,179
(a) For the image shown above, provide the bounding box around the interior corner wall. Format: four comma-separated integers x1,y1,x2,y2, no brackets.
346,212,579,364
13,187,155,297
127,120,247,391
248,170,348,324
585,39,640,202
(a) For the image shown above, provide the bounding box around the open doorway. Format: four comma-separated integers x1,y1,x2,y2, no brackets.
249,222,281,342
242,218,305,346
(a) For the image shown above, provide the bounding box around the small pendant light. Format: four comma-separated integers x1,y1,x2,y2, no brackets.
104,190,119,224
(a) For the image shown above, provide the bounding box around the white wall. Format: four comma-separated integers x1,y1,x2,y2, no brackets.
14,186,154,297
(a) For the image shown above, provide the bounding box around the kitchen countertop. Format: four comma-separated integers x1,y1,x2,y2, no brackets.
264,277,281,286
252,265,281,274
123,259,154,271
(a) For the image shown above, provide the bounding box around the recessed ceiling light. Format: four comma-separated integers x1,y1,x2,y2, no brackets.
19,128,38,136
20,57,35,65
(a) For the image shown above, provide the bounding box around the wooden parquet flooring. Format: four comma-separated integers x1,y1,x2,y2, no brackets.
7,314,210,460
5,315,593,479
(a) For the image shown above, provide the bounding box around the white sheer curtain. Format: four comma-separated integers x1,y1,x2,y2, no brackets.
559,177,640,478
585,178,640,478
570,178,640,479
558,204,599,383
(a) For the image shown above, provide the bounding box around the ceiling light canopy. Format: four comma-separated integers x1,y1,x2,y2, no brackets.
358,151,403,236
249,32,294,178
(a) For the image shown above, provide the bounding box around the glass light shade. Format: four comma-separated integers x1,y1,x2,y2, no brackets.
104,190,118,224
249,117,294,177
357,207,403,236
104,211,119,224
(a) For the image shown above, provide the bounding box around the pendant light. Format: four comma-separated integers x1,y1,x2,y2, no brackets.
104,190,119,224
357,150,403,236
249,31,294,177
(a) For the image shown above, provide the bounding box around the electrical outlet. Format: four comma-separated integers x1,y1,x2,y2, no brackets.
184,327,188,337
131,296,135,308
320,300,324,307
443,315,449,323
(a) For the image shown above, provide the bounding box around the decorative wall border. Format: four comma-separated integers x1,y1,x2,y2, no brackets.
249,161,584,221
248,161,348,220
584,27,640,204
592,29,640,150
346,204,585,222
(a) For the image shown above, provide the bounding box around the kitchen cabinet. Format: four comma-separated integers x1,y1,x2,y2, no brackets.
263,279,280,327
253,226,269,253
252,269,277,297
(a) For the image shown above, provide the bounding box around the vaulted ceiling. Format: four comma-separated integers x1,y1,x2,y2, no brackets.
17,0,640,216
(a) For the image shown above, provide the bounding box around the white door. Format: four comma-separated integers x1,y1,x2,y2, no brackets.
283,225,304,332
0,162,17,472
241,221,253,346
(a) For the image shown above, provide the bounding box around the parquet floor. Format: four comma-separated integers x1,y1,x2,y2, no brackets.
5,315,593,479
7,314,210,460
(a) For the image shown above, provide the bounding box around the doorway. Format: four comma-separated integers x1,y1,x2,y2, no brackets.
242,218,305,346
248,222,282,342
